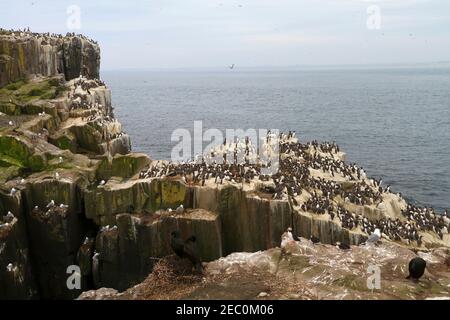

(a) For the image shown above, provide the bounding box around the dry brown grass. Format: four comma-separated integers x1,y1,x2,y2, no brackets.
121,255,204,300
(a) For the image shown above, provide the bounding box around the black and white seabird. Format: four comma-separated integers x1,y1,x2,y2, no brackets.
336,242,351,250
310,235,320,244
281,227,294,249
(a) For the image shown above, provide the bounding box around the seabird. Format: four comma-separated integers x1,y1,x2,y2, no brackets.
170,231,203,273
366,228,381,244
310,235,320,244
55,172,60,180
99,180,106,186
281,227,294,249
406,257,426,281
6,263,13,272
176,204,184,214
336,242,351,250
5,211,14,222
8,120,14,126
46,200,55,208
10,188,17,196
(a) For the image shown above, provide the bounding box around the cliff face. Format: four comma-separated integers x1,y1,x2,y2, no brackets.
0,30,100,88
0,31,449,300
79,242,450,300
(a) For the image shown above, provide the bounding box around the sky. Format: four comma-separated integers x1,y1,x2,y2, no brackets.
1,0,450,70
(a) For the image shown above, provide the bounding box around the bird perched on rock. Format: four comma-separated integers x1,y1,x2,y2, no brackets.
10,188,17,196
366,228,381,244
406,257,426,281
176,204,184,214
336,242,351,250
281,227,294,249
46,200,55,208
170,231,203,273
4,211,14,223
8,120,14,126
54,172,60,180
99,180,106,186
6,263,13,272
310,235,320,244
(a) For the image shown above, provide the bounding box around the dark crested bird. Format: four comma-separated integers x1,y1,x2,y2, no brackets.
406,257,426,281
170,231,203,273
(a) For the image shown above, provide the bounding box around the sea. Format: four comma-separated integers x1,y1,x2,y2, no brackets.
102,66,450,212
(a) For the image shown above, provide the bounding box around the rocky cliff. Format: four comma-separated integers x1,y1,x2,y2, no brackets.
0,31,449,300
0,29,100,88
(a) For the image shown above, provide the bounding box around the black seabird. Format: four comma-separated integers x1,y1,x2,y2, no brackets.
406,257,426,281
170,231,203,273
310,235,320,244
336,242,351,250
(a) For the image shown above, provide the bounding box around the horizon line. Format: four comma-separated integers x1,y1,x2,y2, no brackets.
102,61,450,72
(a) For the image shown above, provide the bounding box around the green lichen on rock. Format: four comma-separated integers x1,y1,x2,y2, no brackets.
70,123,103,154
0,78,65,109
48,132,77,152
160,179,187,209
0,102,20,115
96,153,150,180
0,135,46,171
84,180,154,226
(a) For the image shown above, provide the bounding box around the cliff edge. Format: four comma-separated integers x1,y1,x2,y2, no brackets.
0,31,449,300
0,29,100,88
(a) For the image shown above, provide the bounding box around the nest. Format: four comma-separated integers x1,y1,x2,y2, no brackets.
124,255,203,300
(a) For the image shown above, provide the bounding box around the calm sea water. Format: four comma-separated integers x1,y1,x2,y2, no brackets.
102,67,450,212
